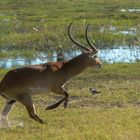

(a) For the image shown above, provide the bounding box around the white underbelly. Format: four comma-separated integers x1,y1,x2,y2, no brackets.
29,87,49,95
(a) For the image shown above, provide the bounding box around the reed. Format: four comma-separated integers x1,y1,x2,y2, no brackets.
0,0,139,58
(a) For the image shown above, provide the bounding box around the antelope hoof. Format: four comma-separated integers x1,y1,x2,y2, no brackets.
39,119,45,124
64,99,69,109
40,120,47,125
30,113,45,124
37,118,47,125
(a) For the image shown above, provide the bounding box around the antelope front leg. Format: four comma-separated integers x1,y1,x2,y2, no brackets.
63,91,69,109
46,88,69,110
62,83,69,108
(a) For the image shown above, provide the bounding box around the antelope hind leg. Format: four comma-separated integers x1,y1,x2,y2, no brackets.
18,94,44,124
0,99,16,127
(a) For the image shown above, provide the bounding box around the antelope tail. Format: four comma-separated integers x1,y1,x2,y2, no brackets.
0,81,6,98
0,80,2,93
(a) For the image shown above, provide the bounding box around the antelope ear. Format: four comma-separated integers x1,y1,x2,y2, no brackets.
88,51,96,57
82,49,93,54
82,50,86,53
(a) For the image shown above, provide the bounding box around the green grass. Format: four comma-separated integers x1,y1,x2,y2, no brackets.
0,0,140,58
1,107,140,140
0,62,140,140
0,0,140,138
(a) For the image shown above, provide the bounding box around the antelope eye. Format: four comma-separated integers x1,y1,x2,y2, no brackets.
93,55,97,58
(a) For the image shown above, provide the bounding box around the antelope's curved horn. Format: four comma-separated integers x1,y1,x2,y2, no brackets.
68,23,90,52
86,24,98,53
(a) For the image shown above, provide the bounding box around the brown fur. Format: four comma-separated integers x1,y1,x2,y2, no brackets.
0,52,101,124
0,24,102,124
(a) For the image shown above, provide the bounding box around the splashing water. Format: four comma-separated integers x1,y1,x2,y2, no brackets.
0,116,24,128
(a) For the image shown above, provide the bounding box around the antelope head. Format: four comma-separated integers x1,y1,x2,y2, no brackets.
68,23,102,69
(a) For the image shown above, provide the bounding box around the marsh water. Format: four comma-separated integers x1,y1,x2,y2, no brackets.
0,46,140,69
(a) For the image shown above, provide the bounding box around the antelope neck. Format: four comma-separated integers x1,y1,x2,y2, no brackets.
61,53,88,80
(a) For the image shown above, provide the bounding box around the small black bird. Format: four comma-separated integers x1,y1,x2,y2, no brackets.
89,88,101,95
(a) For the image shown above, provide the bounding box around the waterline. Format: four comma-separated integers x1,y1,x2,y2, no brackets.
0,46,140,69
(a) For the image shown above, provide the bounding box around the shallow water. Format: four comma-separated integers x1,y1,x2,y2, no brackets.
120,9,140,12
0,46,140,69
99,46,140,63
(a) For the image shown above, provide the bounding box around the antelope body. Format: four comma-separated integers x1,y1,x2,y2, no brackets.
0,23,101,124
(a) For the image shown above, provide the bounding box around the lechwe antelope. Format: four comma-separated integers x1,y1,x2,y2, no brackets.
0,23,101,124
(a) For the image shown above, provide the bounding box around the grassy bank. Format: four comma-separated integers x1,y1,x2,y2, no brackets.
0,62,140,140
0,0,140,58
